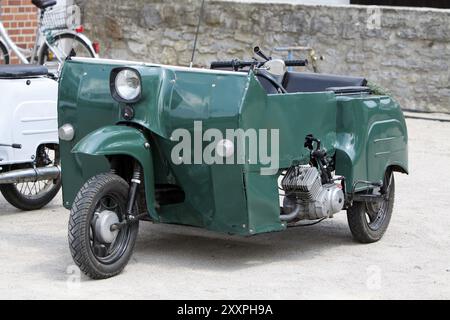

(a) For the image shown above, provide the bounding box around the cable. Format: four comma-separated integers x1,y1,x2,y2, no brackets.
288,218,327,228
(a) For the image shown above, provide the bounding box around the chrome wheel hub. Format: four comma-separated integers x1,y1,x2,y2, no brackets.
94,210,119,244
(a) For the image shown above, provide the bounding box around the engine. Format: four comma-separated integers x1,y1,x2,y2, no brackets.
281,165,344,221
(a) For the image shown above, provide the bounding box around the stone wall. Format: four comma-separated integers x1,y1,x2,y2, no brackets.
75,0,450,112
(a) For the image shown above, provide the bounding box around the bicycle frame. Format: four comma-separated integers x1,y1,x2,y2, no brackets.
0,11,73,66
0,21,31,64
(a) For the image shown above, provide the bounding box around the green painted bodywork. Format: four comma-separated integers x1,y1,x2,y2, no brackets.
58,59,408,236
335,96,409,191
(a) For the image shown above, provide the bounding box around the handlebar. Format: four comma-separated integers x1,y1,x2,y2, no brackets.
285,59,309,67
210,59,308,70
210,60,255,70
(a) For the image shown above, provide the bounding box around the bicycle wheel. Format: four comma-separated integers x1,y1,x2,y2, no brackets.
38,32,95,73
0,41,10,64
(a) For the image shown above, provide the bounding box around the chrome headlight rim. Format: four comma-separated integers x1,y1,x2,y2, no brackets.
110,67,142,103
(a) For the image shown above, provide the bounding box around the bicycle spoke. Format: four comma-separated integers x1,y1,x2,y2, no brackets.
26,182,32,196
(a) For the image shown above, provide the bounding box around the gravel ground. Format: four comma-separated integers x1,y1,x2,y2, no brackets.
0,117,449,300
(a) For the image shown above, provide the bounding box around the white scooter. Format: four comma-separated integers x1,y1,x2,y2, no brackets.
0,64,60,210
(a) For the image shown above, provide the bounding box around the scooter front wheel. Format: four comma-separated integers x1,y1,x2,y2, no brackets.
68,173,139,280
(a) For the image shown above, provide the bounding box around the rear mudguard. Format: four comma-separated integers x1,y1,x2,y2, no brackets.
71,125,158,220
335,96,409,193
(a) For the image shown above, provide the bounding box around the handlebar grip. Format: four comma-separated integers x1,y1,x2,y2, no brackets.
210,61,236,69
285,59,308,67
211,60,256,70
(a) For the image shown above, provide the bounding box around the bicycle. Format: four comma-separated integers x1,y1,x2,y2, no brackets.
0,0,98,74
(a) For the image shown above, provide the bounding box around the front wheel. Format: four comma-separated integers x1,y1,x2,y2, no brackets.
347,170,395,243
68,173,139,280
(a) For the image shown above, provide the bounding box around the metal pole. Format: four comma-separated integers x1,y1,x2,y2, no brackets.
190,0,206,68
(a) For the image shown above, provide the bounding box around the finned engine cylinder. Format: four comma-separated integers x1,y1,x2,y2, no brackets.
281,165,344,221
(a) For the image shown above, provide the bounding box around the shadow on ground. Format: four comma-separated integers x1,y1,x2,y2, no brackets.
132,218,355,272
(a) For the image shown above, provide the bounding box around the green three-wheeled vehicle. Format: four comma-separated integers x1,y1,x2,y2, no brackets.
58,48,408,279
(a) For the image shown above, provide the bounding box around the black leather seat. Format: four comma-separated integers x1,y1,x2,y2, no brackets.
32,0,57,10
0,65,48,79
283,72,368,93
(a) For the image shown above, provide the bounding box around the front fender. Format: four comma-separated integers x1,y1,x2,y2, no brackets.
72,125,157,220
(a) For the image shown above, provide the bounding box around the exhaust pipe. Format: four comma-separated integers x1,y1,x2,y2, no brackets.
280,205,302,222
0,166,60,185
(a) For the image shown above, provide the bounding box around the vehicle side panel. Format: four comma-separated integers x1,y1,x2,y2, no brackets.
239,75,338,234
150,70,251,235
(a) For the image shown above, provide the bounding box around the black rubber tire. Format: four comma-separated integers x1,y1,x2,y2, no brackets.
347,171,395,244
38,32,95,65
68,173,139,280
0,179,61,211
0,41,10,64
0,145,61,211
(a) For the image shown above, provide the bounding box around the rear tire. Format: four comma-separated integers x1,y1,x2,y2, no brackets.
347,171,395,243
0,181,60,211
68,173,139,280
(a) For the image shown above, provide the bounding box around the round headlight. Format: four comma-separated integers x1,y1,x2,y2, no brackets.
115,69,141,101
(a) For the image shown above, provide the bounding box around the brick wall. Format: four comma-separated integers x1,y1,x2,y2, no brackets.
0,0,38,64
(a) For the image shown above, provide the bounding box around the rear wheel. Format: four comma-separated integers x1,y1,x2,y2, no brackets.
0,144,61,211
38,33,95,74
68,173,139,280
0,41,9,64
347,170,395,243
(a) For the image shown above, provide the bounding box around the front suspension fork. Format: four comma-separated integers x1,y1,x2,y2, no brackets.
111,161,145,231
126,161,141,219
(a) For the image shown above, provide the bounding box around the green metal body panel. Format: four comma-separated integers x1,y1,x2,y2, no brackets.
238,76,338,234
334,96,409,192
58,59,408,236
